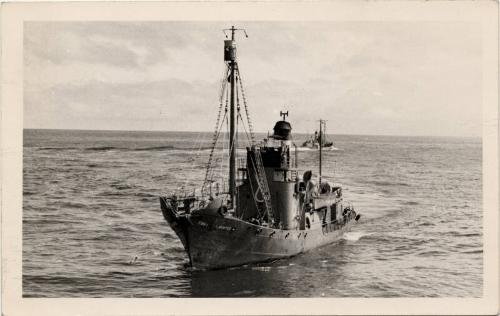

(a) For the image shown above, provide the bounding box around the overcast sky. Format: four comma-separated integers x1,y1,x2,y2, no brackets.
24,21,482,136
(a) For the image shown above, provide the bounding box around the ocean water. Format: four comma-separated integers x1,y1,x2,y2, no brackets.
23,129,482,297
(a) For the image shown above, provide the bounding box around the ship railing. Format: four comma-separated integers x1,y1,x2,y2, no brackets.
201,178,230,198
322,208,356,226
168,191,231,214
170,184,229,202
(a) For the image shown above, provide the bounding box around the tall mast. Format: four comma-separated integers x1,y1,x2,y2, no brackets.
319,119,323,185
229,26,236,207
224,25,247,208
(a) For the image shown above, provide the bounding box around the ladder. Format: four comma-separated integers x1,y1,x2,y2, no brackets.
253,148,274,223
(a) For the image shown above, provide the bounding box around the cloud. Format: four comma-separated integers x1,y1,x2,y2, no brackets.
25,23,141,68
25,78,222,131
24,21,482,136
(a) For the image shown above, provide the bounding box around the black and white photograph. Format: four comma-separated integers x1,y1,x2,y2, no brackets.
1,1,498,315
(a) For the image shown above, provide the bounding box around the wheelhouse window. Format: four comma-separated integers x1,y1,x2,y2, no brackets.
273,169,297,182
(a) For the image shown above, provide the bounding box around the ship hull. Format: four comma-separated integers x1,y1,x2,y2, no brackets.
160,197,354,269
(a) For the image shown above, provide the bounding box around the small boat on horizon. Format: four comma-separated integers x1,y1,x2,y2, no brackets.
301,120,337,150
159,26,360,270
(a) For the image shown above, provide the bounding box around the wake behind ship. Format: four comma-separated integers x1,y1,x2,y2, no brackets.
160,26,360,269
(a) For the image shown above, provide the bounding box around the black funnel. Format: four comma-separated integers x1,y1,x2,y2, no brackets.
273,120,292,140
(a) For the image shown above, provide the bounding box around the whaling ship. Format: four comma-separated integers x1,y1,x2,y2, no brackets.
301,120,335,149
160,26,360,269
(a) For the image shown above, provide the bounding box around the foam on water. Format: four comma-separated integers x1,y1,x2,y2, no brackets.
292,146,342,152
342,231,373,241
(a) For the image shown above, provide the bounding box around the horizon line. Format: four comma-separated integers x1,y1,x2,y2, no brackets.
23,127,482,139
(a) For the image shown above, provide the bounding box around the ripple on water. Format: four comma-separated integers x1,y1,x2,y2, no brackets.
22,130,483,297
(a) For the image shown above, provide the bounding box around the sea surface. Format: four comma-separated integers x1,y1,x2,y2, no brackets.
23,129,482,297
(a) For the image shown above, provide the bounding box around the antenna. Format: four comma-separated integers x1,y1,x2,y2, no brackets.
223,26,249,40
280,110,289,121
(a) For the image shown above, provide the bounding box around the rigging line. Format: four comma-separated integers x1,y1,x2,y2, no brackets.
228,121,237,166
167,91,220,195
207,126,225,197
178,129,208,195
230,71,239,154
202,109,228,194
218,64,230,103
203,135,222,192
223,66,230,99
236,68,256,145
238,112,252,147
223,114,229,187
236,74,241,114
227,91,231,157
223,111,238,200
212,113,227,196
220,76,230,196
211,66,229,136
205,84,229,196
224,70,243,182
236,75,239,157
202,66,230,193
182,107,227,194
236,74,249,152
204,105,225,168
212,103,229,193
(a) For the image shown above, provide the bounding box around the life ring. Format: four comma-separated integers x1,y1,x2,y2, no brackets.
218,205,228,216
254,187,264,203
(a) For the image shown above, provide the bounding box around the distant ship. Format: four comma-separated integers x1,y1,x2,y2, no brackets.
301,121,335,149
160,26,360,269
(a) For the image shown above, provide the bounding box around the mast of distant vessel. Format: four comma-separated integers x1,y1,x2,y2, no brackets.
318,119,326,185
319,119,322,184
